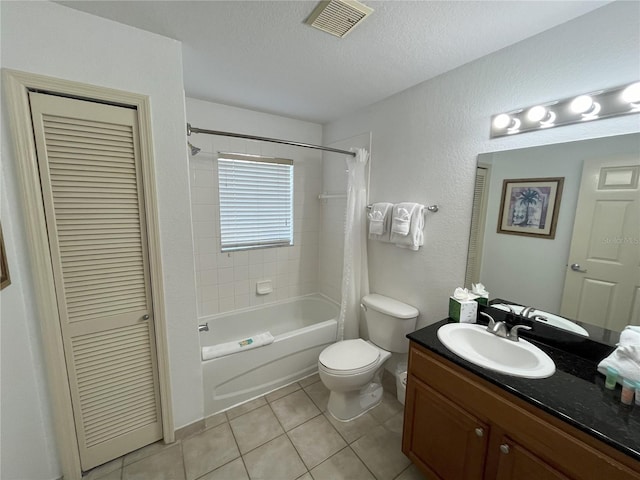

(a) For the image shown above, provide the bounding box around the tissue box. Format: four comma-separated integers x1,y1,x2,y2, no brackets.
449,297,478,323
474,295,489,307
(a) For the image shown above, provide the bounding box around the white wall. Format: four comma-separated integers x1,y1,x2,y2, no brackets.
323,1,640,329
1,2,201,478
479,134,639,313
185,97,323,317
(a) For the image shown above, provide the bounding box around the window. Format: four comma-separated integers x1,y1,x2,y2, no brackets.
217,152,294,252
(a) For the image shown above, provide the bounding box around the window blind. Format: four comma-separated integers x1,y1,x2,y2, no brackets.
218,152,294,252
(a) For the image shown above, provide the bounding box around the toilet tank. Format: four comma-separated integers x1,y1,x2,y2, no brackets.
362,294,419,353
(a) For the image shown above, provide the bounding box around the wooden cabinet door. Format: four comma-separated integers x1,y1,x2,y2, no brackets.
495,437,572,480
403,376,488,480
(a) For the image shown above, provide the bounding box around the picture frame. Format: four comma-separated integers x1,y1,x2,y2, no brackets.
1,223,10,290
497,177,564,239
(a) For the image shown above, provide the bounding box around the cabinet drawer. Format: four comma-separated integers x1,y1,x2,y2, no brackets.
408,342,640,480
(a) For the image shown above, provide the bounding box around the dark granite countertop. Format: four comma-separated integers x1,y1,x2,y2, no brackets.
407,319,640,462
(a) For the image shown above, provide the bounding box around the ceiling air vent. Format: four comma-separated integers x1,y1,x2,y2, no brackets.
305,0,373,38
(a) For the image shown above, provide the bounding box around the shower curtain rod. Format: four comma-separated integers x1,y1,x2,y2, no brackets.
187,123,356,157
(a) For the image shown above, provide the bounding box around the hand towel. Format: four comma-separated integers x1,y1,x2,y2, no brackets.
202,332,274,360
391,203,417,236
620,325,640,346
597,325,640,385
391,203,425,251
368,202,393,242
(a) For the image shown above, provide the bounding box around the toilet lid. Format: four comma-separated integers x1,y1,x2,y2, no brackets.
319,339,379,371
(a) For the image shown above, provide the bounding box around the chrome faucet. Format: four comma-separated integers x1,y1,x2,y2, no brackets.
495,303,516,314
481,312,508,338
198,323,209,333
480,312,532,342
507,324,533,342
520,306,536,318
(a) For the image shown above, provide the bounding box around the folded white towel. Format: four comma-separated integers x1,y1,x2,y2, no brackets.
597,325,640,386
202,332,274,361
391,203,416,236
620,325,640,346
368,202,393,242
391,203,424,251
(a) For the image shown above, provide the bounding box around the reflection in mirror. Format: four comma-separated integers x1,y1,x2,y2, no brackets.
466,133,639,335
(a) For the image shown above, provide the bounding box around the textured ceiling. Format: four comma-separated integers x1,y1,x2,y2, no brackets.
57,1,610,124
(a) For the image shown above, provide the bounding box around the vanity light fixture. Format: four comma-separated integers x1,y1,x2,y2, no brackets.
490,81,640,138
622,82,640,110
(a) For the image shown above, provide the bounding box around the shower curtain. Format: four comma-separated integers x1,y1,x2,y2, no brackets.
338,148,370,341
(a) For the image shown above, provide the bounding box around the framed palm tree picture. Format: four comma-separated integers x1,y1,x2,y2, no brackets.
497,177,564,239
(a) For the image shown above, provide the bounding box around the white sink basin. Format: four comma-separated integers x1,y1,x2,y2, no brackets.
491,304,589,337
437,323,555,379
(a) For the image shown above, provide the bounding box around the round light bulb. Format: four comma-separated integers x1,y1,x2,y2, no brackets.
526,105,547,122
621,82,640,104
540,111,557,127
493,113,511,129
570,95,594,114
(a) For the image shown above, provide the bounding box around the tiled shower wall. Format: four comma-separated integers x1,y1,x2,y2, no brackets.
187,98,323,318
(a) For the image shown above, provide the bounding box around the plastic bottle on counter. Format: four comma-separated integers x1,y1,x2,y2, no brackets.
604,367,618,390
621,379,635,405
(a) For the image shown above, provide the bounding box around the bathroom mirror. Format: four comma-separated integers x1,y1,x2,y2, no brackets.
466,132,640,336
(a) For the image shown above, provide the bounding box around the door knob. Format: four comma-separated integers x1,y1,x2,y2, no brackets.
475,428,484,437
142,314,150,320
500,444,510,454
570,263,587,273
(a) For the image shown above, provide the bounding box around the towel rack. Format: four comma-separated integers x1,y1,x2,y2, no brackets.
366,204,439,213
318,192,347,200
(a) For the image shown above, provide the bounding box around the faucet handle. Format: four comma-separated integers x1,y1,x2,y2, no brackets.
508,324,532,342
480,312,496,329
495,303,516,314
520,306,536,318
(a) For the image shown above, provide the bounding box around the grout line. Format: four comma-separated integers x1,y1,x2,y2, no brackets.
307,444,351,476
393,463,416,480
238,451,251,480
348,444,379,480
267,397,313,475
227,407,254,458
179,441,188,480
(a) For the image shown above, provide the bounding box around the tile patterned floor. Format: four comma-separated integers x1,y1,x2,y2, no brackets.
82,372,427,480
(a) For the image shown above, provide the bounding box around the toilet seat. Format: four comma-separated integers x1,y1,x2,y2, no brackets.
319,339,380,374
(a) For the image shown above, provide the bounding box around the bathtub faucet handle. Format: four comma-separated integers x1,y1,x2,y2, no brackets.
198,323,209,333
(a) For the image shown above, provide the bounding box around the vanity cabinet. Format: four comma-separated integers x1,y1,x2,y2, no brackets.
408,380,488,479
493,436,569,480
402,341,640,480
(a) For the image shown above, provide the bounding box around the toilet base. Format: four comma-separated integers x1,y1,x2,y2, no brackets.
326,380,384,422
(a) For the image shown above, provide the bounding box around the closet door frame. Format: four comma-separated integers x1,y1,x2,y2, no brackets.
3,69,174,480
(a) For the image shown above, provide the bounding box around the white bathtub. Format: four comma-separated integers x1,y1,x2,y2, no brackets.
201,294,339,416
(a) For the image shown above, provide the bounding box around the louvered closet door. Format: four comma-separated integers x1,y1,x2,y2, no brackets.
465,167,488,288
29,92,162,470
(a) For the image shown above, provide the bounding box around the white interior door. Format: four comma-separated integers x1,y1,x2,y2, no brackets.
29,92,163,470
560,155,640,331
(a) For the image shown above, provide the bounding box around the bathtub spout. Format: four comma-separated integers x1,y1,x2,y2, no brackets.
198,323,209,333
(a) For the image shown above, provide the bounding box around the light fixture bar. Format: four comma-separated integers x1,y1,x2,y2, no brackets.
490,81,640,138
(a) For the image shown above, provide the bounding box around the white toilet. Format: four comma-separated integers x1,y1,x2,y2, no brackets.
318,293,419,421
